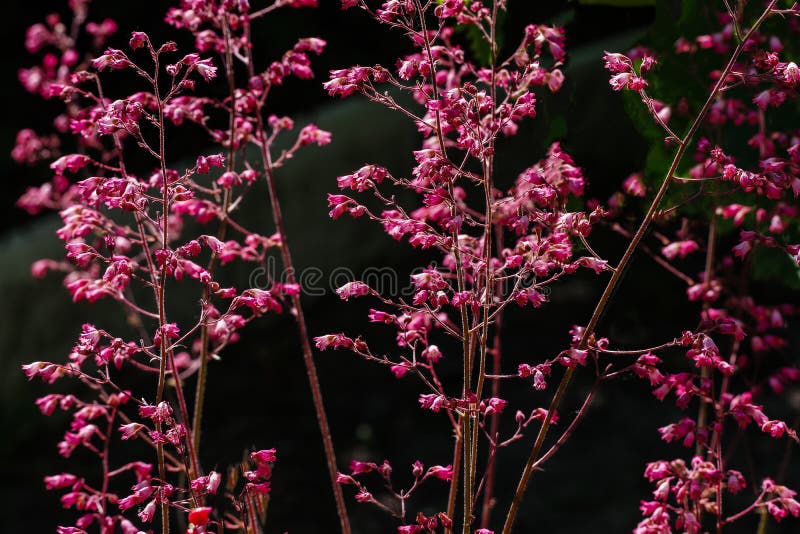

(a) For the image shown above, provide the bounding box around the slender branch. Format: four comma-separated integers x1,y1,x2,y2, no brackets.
610,223,695,286
725,491,767,525
696,211,717,458
446,433,463,534
531,378,599,470
153,49,172,534
470,4,500,527
409,1,474,531
192,11,238,462
243,20,351,534
481,225,505,529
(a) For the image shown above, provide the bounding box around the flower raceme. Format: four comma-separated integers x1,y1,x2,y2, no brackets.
17,0,341,532
318,1,620,531
600,5,800,533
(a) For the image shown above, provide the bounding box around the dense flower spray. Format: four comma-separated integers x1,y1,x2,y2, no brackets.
321,1,800,533
599,3,800,532
17,0,348,532
319,1,607,532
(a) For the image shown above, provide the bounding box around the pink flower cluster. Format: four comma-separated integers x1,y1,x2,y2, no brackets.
17,0,336,532
599,4,800,532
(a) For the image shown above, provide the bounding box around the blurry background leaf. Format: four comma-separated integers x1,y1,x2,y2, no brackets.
752,248,800,291
457,9,506,66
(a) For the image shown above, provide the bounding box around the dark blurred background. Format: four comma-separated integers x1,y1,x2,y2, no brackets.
3,1,798,533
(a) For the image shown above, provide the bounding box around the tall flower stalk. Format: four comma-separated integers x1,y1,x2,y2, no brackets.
18,0,345,532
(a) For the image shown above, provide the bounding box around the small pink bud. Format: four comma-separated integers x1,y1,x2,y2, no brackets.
129,32,148,50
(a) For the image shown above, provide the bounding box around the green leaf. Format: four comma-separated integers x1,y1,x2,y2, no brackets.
457,10,506,67
751,247,800,290
458,24,493,66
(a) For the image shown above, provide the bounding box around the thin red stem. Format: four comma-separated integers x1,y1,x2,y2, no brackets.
243,21,351,534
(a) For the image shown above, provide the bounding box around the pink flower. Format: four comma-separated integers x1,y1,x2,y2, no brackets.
628,76,648,90
390,364,411,378
44,473,79,490
679,511,700,534
726,470,746,494
314,333,354,350
36,394,66,416
753,90,771,110
155,323,180,341
251,448,277,464
412,460,424,477
179,54,217,81
513,92,537,118
784,62,799,85
426,464,453,481
349,460,377,474
480,397,507,416
354,491,372,503
513,288,548,307
623,173,646,197
138,499,157,523
603,51,631,73
337,472,356,484
531,408,558,424
547,69,564,92
119,481,154,511
139,401,172,423
298,124,332,146
662,240,699,260
92,48,130,71
217,171,242,189
338,165,387,191
762,420,788,438
639,55,657,72
22,361,62,383
119,423,145,440
422,345,442,363
327,193,363,219
198,471,221,494
51,154,90,175
419,393,448,412
533,369,547,390
324,66,372,97
196,154,225,174
368,309,395,324
336,281,371,300
609,72,647,91
658,418,696,447
129,32,148,50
